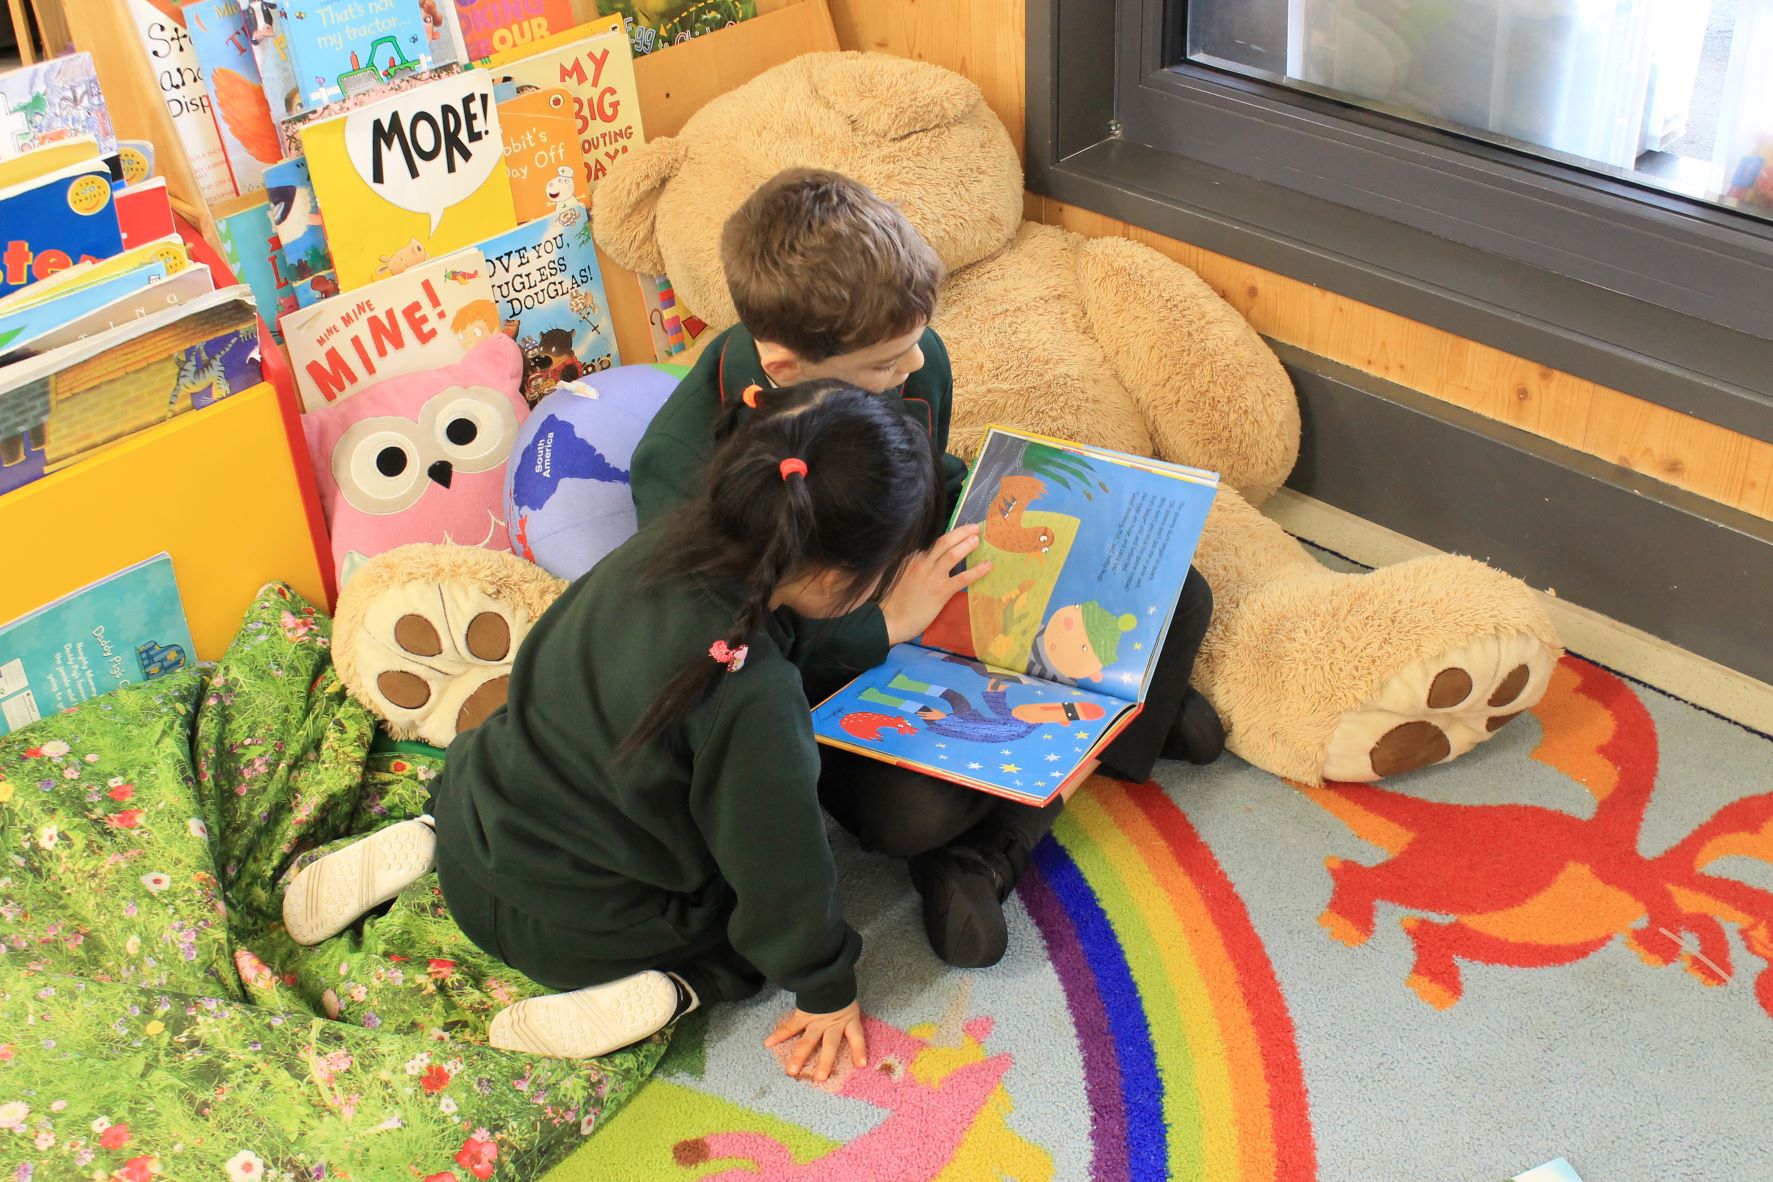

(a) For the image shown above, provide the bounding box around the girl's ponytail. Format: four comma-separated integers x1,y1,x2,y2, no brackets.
618,380,937,757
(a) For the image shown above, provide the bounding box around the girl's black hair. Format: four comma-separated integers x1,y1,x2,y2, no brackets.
619,379,945,756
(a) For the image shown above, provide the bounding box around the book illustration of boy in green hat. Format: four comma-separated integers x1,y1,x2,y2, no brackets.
1031,600,1138,684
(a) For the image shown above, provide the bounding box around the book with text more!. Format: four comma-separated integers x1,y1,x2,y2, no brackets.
811,428,1219,805
299,71,517,291
0,554,195,736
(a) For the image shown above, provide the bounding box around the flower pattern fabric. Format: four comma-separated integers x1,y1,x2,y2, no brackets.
0,586,664,1180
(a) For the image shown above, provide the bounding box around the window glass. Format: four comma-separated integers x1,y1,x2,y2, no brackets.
1185,0,1773,222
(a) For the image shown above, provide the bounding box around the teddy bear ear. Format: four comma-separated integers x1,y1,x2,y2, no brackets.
591,136,687,276
806,52,984,141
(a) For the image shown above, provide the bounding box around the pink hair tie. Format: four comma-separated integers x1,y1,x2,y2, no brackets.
778,457,808,481
709,639,749,673
741,384,762,409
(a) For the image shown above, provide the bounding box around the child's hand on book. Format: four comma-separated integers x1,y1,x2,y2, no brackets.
881,524,993,646
765,1000,868,1083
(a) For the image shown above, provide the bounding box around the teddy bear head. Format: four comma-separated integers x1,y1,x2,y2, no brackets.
593,51,1025,332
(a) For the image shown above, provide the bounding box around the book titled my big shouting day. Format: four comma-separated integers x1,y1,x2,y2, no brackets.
0,554,195,736
812,429,1220,805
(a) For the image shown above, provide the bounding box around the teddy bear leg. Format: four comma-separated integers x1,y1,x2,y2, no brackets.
331,545,568,748
1072,234,1300,501
1190,492,1562,784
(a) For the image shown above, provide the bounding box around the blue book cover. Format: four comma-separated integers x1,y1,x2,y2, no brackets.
811,428,1220,804
215,193,289,338
0,554,195,736
0,53,118,160
476,203,619,407
283,0,436,108
0,164,125,300
264,155,333,280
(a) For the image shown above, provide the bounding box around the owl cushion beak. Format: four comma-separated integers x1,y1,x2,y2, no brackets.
428,460,454,489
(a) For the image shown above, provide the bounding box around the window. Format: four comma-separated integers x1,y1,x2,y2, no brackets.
1026,0,1773,439
1186,0,1773,223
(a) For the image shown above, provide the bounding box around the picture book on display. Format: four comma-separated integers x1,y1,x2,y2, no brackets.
300,70,517,290
185,0,283,196
483,15,643,193
0,54,117,160
0,286,263,495
0,554,195,736
243,0,303,123
0,162,124,300
126,0,235,203
477,204,617,405
498,86,586,222
265,155,334,281
115,179,179,250
214,191,292,334
811,429,1220,804
283,0,438,108
280,248,497,411
595,0,756,57
456,0,576,61
0,261,215,360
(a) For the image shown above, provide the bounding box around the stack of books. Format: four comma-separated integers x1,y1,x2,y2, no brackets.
0,51,264,498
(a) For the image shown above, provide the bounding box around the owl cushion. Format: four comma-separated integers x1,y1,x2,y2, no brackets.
303,335,529,582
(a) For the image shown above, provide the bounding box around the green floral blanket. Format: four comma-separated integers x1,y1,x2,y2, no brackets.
0,585,663,1181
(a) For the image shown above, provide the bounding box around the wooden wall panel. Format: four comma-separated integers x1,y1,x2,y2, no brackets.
824,0,1773,522
826,0,1027,159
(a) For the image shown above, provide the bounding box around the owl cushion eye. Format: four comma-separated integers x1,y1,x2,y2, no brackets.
423,386,521,474
333,416,427,515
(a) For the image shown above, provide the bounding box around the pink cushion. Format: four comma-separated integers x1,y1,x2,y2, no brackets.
303,335,529,579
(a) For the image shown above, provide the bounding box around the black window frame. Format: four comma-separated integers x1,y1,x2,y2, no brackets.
1027,0,1773,444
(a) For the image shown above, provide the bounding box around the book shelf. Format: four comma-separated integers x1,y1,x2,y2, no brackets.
5,0,837,651
0,382,331,661
40,0,840,365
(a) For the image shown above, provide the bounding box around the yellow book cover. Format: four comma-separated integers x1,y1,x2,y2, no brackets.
299,71,518,292
498,87,588,223
0,138,103,191
481,16,644,194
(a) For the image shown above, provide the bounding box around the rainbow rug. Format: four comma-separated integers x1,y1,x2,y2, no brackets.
546,655,1773,1180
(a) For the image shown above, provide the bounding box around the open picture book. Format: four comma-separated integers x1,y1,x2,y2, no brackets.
811,427,1220,804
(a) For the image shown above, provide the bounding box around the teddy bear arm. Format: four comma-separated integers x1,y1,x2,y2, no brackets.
1072,234,1300,503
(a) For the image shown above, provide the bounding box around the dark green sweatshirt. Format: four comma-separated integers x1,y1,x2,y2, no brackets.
430,532,860,1014
630,324,969,690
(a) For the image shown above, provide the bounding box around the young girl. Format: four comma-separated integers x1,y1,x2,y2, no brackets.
282,381,947,1081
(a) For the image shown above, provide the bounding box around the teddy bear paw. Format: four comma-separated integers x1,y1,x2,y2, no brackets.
1320,631,1557,781
333,547,566,748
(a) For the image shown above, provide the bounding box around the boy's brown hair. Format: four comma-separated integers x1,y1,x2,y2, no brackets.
720,168,943,361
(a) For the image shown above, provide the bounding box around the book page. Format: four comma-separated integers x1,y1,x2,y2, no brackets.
811,644,1137,806
920,429,1219,703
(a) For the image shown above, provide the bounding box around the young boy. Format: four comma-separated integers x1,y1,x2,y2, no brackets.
631,168,1222,969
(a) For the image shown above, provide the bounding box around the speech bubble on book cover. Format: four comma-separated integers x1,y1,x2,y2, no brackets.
343,74,505,234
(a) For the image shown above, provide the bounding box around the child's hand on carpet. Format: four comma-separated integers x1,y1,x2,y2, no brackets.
764,1001,868,1083
882,525,992,645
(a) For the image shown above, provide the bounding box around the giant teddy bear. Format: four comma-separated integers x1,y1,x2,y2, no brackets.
334,52,1559,784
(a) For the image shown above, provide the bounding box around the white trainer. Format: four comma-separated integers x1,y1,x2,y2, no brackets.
489,970,684,1059
281,818,436,945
